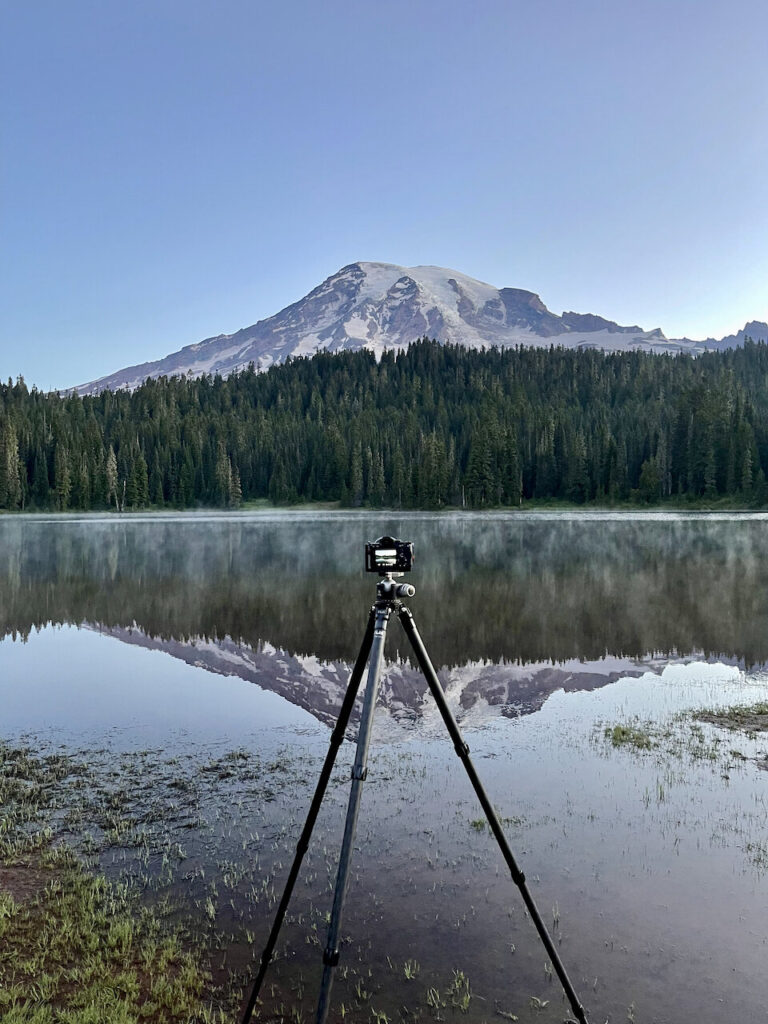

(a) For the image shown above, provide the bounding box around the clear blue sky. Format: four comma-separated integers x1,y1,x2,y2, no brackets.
2,0,767,391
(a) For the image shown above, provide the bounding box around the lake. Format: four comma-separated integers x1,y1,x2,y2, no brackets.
2,511,768,1023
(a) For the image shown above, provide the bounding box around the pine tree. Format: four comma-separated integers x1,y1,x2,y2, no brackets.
390,447,406,507
638,457,662,503
349,441,364,507
464,431,494,506
150,450,164,506
75,455,90,509
54,443,71,511
503,428,522,506
367,449,386,507
126,450,149,509
31,445,50,508
565,429,589,503
0,421,21,509
215,443,233,507
741,438,755,494
230,464,242,508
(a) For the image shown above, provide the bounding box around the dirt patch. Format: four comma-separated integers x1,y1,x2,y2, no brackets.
0,863,49,904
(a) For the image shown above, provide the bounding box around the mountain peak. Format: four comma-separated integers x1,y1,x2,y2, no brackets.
72,263,736,394
743,320,768,338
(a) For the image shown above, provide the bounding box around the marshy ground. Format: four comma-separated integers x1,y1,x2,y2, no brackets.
2,683,768,1024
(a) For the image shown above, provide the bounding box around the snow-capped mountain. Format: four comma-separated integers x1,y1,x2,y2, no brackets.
73,262,764,394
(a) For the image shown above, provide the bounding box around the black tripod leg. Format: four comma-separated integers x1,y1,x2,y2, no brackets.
239,607,377,1024
398,606,589,1024
315,602,391,1024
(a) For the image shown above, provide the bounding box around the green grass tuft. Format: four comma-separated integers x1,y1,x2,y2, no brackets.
605,724,654,750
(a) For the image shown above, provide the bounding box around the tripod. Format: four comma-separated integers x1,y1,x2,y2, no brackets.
240,573,590,1024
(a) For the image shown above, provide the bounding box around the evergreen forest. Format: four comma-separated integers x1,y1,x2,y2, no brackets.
2,338,768,512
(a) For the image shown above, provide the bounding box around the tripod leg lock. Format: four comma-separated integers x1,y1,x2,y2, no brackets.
351,765,368,781
453,740,470,759
322,947,340,967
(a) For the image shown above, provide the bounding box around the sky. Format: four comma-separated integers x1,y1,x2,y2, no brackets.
2,0,768,391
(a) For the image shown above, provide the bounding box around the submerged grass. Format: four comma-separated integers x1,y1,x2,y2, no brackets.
604,724,655,751
598,700,768,874
597,705,757,767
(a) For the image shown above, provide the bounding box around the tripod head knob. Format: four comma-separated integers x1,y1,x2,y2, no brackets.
376,575,415,601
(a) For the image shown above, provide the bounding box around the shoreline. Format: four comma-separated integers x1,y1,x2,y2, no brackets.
1,501,767,519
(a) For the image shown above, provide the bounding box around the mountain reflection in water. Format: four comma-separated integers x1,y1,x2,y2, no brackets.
2,512,767,726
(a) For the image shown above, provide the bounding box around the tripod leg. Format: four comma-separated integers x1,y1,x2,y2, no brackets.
315,602,392,1024
239,607,377,1024
398,606,589,1024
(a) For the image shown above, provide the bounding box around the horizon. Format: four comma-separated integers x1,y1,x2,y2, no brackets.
3,1,768,391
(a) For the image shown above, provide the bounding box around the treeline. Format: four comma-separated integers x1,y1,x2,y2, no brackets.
3,338,768,511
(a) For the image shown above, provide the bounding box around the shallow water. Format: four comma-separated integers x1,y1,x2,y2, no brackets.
2,511,768,1023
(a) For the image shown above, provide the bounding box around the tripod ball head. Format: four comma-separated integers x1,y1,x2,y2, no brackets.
377,577,415,600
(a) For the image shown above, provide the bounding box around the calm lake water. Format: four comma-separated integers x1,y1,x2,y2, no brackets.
2,511,768,1023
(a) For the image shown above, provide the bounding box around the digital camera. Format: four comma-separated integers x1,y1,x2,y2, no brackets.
364,536,414,574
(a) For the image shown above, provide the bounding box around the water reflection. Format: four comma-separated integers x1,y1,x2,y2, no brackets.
2,512,767,724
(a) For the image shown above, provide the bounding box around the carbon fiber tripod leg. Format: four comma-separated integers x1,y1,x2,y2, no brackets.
239,607,377,1024
398,605,589,1024
315,600,392,1024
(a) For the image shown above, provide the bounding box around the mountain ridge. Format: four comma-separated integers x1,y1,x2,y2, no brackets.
72,262,768,394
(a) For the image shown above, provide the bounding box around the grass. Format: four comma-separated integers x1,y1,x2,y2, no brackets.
697,701,768,735
0,850,226,1022
0,740,236,1022
604,723,655,750
599,710,738,766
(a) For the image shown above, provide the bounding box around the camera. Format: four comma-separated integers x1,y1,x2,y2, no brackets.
365,536,414,574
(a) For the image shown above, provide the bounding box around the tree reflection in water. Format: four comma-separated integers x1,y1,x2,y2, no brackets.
2,512,767,724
